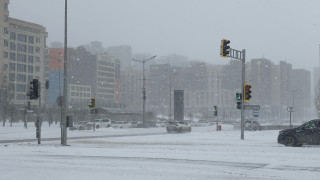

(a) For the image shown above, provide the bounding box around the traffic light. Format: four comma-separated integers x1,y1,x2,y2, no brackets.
88,97,96,109
244,84,252,101
28,79,39,100
220,38,230,58
237,101,242,109
236,93,242,101
33,79,39,99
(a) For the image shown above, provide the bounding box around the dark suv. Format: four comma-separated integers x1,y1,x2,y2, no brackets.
278,119,320,147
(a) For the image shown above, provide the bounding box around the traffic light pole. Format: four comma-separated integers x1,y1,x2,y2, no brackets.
221,39,246,139
227,48,246,140
240,49,246,140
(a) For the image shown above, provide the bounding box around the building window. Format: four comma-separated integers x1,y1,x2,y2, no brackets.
10,32,16,40
5,3,8,10
16,84,26,92
17,34,27,42
4,15,8,22
28,46,33,54
35,66,40,72
10,42,16,50
4,27,8,34
16,94,25,100
9,63,15,71
36,37,40,43
17,44,27,52
35,56,40,62
9,73,15,81
28,56,34,63
28,36,34,44
17,74,26,82
9,52,15,61
28,75,33,82
4,39,8,47
3,51,8,58
3,64,8,71
35,47,40,53
17,64,26,72
17,54,26,62
28,65,33,73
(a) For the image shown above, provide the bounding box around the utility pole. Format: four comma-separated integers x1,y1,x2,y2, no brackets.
132,55,156,127
61,0,68,146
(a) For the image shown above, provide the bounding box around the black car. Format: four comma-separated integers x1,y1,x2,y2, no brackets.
278,119,320,147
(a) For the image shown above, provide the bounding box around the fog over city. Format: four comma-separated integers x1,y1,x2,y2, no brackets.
9,0,320,71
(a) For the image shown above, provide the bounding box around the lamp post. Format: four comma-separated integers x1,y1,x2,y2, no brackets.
61,0,68,146
132,55,156,127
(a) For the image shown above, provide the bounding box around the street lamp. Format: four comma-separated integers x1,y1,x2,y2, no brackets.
132,55,156,127
61,0,68,146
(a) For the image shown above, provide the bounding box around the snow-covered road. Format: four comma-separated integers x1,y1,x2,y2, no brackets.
1,123,320,180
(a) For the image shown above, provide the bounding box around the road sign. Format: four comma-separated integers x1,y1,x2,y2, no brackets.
243,105,260,110
287,107,295,112
253,108,259,117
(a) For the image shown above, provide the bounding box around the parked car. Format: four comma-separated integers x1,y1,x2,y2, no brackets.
94,118,111,129
112,121,132,128
166,121,191,133
78,121,92,130
244,119,261,131
278,119,320,147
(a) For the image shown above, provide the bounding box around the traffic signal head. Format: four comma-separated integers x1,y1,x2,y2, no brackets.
237,101,242,109
244,84,252,101
28,79,39,100
236,93,242,101
221,38,230,58
88,97,96,109
33,79,39,99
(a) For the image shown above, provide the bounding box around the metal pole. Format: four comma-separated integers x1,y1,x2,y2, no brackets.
169,71,172,121
241,49,246,140
142,61,146,126
290,111,292,127
62,0,68,146
131,56,156,127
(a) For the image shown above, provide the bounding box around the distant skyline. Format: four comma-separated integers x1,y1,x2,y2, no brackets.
9,0,320,71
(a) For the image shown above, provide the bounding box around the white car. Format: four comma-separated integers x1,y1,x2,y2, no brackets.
94,118,111,129
166,121,191,133
111,121,132,128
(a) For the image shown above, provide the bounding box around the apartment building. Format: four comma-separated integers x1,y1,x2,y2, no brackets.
0,0,47,107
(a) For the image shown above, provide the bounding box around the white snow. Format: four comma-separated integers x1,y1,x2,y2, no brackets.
1,123,320,180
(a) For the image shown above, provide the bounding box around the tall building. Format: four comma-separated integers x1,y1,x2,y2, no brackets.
2,15,48,105
0,0,10,105
292,69,311,116
249,58,272,106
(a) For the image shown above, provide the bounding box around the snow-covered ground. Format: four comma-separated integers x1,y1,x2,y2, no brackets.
1,123,320,180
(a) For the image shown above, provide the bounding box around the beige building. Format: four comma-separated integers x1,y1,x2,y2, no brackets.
1,0,48,107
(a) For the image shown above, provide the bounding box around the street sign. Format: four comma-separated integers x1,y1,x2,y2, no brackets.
287,107,295,112
253,108,259,117
243,105,260,110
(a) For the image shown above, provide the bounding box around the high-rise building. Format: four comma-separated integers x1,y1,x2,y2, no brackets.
0,1,48,107
249,58,272,106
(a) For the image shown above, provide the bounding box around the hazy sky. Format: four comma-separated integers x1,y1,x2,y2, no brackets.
9,0,320,71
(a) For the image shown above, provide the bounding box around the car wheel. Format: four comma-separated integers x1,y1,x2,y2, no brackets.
107,125,110,128
284,135,299,147
188,127,191,132
96,125,100,129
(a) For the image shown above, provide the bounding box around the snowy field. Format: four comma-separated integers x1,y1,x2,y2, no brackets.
1,123,320,180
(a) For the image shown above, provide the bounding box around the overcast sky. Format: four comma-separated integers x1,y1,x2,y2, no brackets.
9,0,320,72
